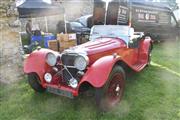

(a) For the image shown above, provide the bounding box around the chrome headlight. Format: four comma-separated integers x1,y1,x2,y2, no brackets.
46,52,57,66
69,78,78,88
44,73,52,83
74,55,89,71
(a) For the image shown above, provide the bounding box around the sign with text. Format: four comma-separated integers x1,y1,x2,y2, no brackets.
117,5,129,25
133,8,158,23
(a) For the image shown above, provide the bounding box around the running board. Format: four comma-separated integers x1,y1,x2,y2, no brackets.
131,62,147,72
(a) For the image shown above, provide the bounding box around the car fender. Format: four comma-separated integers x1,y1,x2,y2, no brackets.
24,49,56,83
79,55,123,88
138,37,153,63
140,37,152,53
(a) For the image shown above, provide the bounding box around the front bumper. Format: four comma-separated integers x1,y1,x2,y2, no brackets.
45,84,78,99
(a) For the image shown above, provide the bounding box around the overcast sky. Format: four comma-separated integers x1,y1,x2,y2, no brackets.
175,0,180,20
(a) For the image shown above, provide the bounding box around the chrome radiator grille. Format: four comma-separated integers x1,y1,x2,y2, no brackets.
61,54,77,66
62,68,72,82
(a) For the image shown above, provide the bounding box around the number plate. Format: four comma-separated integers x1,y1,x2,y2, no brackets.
47,86,73,99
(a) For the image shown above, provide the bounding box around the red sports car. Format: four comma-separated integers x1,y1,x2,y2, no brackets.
24,25,153,111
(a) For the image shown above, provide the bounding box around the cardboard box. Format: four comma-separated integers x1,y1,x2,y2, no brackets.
59,40,76,52
57,34,69,42
57,34,63,41
57,33,77,52
68,33,77,41
57,33,77,42
60,41,76,48
63,34,69,41
48,40,59,51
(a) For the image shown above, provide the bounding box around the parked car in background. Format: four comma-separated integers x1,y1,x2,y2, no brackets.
69,21,90,34
68,21,90,44
75,14,93,28
24,25,152,111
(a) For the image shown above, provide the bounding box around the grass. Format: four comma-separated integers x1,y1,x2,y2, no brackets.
0,40,180,120
21,34,29,46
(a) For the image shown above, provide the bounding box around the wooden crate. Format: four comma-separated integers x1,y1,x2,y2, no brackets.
59,40,76,52
57,34,69,42
57,33,77,52
48,40,59,51
57,33,77,41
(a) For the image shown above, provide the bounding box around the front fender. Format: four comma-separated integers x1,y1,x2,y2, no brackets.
24,48,57,82
79,55,122,88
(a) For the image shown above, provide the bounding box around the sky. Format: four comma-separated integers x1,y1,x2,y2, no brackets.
174,0,180,20
43,0,51,4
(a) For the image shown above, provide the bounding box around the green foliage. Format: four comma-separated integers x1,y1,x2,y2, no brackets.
21,35,29,45
0,40,180,120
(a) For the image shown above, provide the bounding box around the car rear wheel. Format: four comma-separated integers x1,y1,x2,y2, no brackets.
28,73,46,92
95,65,125,112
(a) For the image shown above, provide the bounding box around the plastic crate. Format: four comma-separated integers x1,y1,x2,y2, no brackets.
31,35,43,43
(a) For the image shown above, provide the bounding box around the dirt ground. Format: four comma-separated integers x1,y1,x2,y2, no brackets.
0,18,23,84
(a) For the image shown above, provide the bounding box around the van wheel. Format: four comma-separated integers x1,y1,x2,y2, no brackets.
95,66,125,112
28,73,46,92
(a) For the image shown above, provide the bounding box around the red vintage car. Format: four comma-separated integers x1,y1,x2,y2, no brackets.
24,25,152,111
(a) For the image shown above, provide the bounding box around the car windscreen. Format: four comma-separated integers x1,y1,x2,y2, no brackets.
89,25,130,43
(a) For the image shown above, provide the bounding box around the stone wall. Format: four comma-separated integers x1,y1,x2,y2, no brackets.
0,0,18,18
0,0,23,84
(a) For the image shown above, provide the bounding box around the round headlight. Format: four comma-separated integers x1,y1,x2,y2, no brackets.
69,78,78,88
46,52,57,66
74,55,89,71
44,73,52,83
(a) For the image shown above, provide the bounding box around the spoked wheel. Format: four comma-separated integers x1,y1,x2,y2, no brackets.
28,73,46,92
107,74,123,106
95,66,125,112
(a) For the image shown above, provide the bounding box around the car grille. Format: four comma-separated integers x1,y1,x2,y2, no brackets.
62,69,72,82
61,53,77,66
61,53,79,82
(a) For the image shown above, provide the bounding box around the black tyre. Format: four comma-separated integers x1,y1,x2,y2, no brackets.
95,65,125,111
28,73,46,92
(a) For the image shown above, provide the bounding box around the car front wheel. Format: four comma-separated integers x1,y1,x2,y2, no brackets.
28,73,46,92
95,65,125,111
